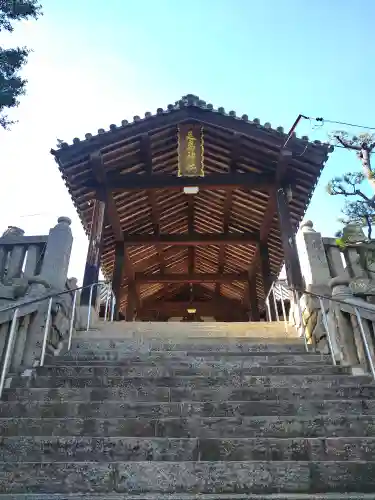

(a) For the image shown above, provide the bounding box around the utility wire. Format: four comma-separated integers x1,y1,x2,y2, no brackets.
18,212,58,219
312,117,375,132
295,115,375,152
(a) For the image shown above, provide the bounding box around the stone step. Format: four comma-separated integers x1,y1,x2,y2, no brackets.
10,373,369,389
85,321,298,338
1,414,375,438
2,436,375,462
46,358,335,371
4,384,375,402
51,352,332,365
70,341,306,353
1,461,375,494
2,398,374,419
36,363,350,377
1,495,375,500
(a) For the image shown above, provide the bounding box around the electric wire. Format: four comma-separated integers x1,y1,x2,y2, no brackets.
314,118,375,131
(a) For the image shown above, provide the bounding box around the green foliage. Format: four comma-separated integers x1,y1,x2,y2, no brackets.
328,131,375,270
329,174,375,239
0,0,42,129
326,172,365,196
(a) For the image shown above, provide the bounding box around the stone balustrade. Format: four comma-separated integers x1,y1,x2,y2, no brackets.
0,217,76,374
286,220,375,374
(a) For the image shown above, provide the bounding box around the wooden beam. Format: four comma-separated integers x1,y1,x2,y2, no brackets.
89,151,139,312
91,171,275,192
90,152,122,241
248,278,260,321
259,242,277,321
123,232,259,246
247,150,292,283
135,272,247,284
126,281,137,321
259,242,273,297
81,193,106,306
276,186,303,290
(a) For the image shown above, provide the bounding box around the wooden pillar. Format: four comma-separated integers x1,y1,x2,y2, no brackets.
112,241,125,320
126,282,137,322
259,241,277,321
248,278,260,321
276,187,304,290
81,196,106,306
259,242,272,296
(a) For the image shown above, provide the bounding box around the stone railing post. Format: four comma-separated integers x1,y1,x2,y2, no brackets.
296,220,331,288
329,276,360,367
293,220,332,349
21,217,73,368
39,217,73,290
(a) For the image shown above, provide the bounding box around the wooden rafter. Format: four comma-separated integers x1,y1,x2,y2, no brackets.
140,133,153,175
138,300,247,318
147,191,166,273
216,134,240,296
135,272,247,284
123,232,259,245
142,297,247,310
90,171,276,192
187,195,195,275
141,133,167,273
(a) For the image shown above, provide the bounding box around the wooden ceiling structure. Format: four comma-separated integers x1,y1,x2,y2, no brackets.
51,95,332,322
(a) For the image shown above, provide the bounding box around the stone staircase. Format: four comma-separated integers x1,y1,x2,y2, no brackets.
1,322,375,498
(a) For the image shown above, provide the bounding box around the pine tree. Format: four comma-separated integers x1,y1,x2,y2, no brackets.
0,0,42,129
328,132,375,249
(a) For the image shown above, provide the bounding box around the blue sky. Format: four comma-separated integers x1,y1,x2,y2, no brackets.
1,0,374,281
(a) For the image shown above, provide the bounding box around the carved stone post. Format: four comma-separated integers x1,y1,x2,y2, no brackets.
329,276,360,367
295,220,332,349
6,228,26,281
297,220,331,287
81,198,106,307
40,217,73,290
22,217,74,368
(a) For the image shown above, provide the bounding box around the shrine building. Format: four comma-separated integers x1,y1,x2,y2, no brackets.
51,95,332,322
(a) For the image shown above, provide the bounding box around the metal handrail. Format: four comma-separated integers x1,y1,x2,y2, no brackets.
265,279,375,380
0,280,115,399
0,280,109,315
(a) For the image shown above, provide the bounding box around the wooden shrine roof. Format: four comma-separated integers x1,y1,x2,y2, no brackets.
51,95,332,316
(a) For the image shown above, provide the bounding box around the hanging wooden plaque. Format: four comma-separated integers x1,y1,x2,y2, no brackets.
177,123,204,177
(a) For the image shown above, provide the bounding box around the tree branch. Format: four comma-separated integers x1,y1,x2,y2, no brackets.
354,189,375,206
335,135,361,151
365,214,372,240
